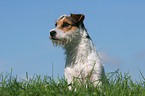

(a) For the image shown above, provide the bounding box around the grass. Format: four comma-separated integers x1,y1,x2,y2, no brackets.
0,69,145,96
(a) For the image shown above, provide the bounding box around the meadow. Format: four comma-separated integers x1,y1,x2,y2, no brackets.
0,69,145,96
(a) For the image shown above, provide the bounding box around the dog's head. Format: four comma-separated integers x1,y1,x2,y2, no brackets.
49,14,85,46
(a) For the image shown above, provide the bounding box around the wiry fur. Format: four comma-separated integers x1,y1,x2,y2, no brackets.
49,14,105,88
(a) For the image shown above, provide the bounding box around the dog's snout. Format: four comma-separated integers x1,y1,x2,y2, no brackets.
50,31,56,37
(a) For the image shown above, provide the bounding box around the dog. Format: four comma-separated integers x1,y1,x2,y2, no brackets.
49,14,106,88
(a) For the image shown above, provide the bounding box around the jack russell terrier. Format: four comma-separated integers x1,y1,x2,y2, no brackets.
49,14,106,88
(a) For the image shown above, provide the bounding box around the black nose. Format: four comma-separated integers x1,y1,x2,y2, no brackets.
50,31,56,37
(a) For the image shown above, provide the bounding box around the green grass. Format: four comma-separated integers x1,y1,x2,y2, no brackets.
0,69,145,96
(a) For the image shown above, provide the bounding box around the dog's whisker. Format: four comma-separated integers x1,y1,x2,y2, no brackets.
52,42,54,45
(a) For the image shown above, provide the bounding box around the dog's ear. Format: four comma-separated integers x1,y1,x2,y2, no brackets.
71,14,85,23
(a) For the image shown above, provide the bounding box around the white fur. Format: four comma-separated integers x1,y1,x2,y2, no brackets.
49,16,105,87
64,26,105,86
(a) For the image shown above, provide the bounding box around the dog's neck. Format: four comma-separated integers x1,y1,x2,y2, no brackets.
64,26,96,68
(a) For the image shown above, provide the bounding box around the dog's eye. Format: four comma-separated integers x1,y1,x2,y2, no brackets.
62,22,70,27
55,23,57,27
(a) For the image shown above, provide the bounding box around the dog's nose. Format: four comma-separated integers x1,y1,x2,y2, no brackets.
50,31,56,37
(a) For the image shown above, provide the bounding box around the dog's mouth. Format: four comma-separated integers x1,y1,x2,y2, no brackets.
51,37,59,41
50,36,69,46
49,35,60,41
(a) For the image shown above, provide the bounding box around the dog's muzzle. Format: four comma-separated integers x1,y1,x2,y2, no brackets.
50,30,59,40
50,31,56,37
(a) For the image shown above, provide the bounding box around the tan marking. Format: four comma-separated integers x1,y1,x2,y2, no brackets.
56,16,78,33
58,15,66,21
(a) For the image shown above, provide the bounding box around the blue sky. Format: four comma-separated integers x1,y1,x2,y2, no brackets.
0,0,145,81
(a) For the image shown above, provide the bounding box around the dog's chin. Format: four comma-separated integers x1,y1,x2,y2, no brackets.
50,38,68,47
50,36,73,47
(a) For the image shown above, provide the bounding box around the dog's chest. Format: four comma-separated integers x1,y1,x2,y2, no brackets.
65,38,91,67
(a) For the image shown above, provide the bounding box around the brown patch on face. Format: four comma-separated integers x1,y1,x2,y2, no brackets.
56,16,79,33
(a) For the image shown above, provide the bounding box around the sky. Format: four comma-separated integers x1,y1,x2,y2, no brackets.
0,0,145,81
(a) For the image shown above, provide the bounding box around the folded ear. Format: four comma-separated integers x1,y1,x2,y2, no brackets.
70,14,85,23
